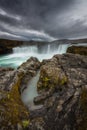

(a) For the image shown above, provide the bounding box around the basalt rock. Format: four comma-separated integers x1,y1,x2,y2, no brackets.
29,53,87,130
37,56,68,93
0,53,87,130
67,46,87,56
0,57,40,130
0,46,13,54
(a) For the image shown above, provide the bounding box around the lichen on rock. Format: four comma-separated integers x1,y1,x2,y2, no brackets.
67,46,87,56
0,72,29,129
37,60,68,92
0,57,40,129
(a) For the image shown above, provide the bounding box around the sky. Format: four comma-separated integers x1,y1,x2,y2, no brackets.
0,0,87,41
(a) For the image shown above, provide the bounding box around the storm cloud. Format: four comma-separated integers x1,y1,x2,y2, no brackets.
0,0,87,41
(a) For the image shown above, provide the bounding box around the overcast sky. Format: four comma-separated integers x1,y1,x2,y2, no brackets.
0,0,87,41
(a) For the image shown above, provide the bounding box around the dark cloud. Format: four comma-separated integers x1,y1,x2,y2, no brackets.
0,0,87,40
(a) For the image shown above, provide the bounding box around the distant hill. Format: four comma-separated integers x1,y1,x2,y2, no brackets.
52,38,87,44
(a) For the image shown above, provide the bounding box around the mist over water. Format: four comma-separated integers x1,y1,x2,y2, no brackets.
0,43,69,68
0,43,87,68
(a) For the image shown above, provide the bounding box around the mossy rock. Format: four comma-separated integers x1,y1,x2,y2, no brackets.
37,65,68,91
0,73,29,129
67,46,87,56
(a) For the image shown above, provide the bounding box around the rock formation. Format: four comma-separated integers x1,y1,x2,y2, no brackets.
67,46,87,56
0,53,87,130
0,57,40,130
29,53,87,130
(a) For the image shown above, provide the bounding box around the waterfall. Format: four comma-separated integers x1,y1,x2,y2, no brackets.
47,44,51,53
0,43,69,68
13,46,38,54
13,44,69,55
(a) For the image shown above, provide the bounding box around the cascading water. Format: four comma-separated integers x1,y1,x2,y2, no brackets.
0,43,69,68
0,43,86,68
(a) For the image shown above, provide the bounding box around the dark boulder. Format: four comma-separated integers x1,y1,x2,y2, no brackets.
67,46,87,56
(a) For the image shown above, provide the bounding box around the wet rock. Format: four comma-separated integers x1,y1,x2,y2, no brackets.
0,53,87,130
0,45,13,55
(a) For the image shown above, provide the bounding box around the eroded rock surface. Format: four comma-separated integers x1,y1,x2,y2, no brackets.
0,57,40,130
67,46,87,56
0,53,87,130
29,53,87,130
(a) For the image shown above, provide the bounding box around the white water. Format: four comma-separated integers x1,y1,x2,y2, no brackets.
0,43,69,68
0,43,87,68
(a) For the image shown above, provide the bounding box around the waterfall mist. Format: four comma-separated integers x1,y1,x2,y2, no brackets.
0,42,86,68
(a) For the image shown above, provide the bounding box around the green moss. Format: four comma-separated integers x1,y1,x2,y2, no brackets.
0,74,29,127
38,75,67,91
60,76,67,85
67,46,87,56
22,120,30,128
43,77,50,82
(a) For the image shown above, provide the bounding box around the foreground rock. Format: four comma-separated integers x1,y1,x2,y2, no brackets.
0,53,87,130
0,57,40,130
67,46,87,55
29,53,87,130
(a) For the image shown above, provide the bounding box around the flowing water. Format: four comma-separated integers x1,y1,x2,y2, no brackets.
21,71,43,110
0,43,69,68
0,43,87,68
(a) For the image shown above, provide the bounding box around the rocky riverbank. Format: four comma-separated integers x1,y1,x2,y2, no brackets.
67,46,87,56
0,53,87,130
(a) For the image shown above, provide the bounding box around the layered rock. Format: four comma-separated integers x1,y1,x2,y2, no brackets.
29,53,87,130
0,39,47,55
0,53,87,130
0,57,40,130
67,46,87,56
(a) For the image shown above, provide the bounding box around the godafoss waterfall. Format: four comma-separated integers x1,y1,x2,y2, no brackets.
0,43,87,68
0,43,69,68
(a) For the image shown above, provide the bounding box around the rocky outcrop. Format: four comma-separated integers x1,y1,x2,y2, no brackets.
29,53,87,130
67,46,87,56
0,57,40,130
0,39,47,55
0,39,23,54
0,53,87,130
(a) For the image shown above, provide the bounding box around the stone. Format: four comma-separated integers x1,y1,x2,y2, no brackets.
28,53,87,130
0,57,40,129
67,46,87,56
0,53,87,130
